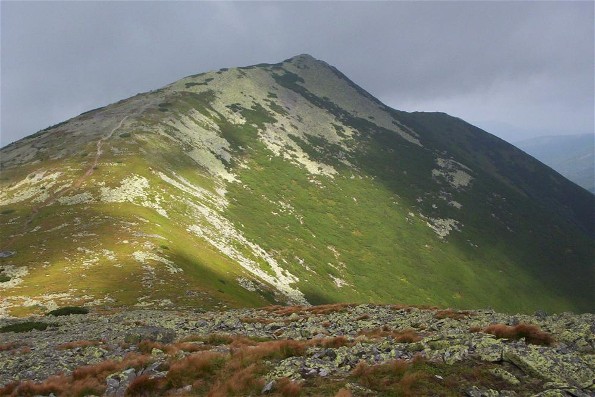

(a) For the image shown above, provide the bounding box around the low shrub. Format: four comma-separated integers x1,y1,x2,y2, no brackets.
47,306,89,316
0,321,50,333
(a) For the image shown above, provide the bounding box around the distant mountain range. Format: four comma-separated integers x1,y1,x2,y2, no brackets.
514,134,594,194
1,54,593,316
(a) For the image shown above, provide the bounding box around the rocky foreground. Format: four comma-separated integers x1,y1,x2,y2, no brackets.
0,304,593,396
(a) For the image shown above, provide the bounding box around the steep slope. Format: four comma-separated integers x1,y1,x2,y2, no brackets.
515,134,595,194
1,54,593,316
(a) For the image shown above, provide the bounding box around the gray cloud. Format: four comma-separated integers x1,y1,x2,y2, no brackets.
1,1,593,146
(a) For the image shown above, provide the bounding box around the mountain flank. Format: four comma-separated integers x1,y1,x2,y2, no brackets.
514,134,594,194
0,54,593,315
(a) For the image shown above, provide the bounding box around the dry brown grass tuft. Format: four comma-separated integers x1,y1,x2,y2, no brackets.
435,309,474,320
319,336,351,348
207,363,265,396
235,339,308,365
1,352,156,396
0,342,18,352
391,304,413,312
72,359,120,381
334,388,353,397
355,314,370,320
275,377,302,396
350,357,428,396
0,376,66,397
306,303,356,315
166,351,225,388
174,341,206,353
261,305,307,316
56,339,104,350
68,378,105,397
358,327,421,343
125,374,164,396
482,323,554,346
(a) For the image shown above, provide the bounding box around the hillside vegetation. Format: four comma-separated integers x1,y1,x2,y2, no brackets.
0,54,593,316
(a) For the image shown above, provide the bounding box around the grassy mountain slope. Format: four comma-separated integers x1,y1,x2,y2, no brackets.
515,134,595,194
1,54,593,316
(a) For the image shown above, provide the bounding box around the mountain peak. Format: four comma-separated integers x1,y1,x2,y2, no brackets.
286,53,319,63
0,55,593,317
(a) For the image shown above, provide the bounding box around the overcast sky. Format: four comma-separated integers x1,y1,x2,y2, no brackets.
1,1,593,147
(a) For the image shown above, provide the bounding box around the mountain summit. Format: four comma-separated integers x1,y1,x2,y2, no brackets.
1,54,593,316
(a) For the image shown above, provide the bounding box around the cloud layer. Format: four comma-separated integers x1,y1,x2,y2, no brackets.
1,1,593,146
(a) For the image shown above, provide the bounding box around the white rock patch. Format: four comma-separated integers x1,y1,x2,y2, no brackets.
57,192,94,205
0,265,29,289
237,277,259,292
425,217,460,239
0,171,63,206
132,250,182,274
330,275,350,288
432,158,473,189
187,202,307,305
100,175,168,217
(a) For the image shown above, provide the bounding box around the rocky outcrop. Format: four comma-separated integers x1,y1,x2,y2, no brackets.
0,304,593,396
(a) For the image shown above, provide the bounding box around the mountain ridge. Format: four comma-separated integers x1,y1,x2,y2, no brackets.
0,54,593,316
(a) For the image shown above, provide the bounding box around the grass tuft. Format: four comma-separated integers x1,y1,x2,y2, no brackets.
125,374,164,396
166,351,225,388
482,323,555,346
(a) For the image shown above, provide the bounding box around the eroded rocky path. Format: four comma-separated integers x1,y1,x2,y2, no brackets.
2,109,138,252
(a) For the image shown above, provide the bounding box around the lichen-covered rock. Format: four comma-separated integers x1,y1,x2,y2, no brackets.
489,367,520,385
123,325,176,344
466,386,500,397
0,305,593,396
503,344,594,388
105,368,137,397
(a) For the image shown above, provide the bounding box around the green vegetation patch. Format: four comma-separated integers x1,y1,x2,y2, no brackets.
47,306,89,316
0,321,50,333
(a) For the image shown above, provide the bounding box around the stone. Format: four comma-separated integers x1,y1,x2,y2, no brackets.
466,386,500,397
489,367,520,385
503,345,594,388
530,391,567,397
323,348,337,360
123,326,175,344
261,380,274,394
